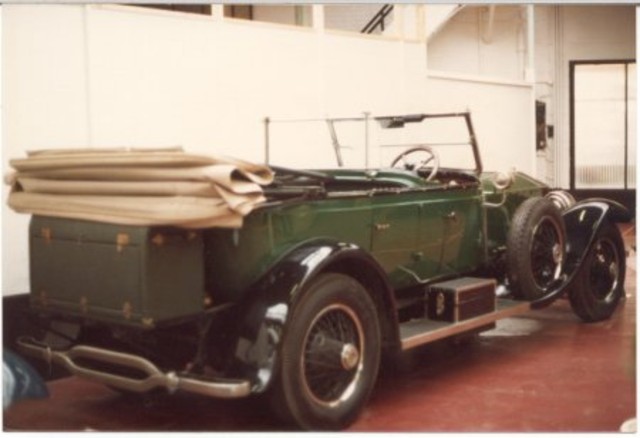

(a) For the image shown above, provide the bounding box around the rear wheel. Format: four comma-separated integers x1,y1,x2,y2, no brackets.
269,273,381,430
569,221,626,322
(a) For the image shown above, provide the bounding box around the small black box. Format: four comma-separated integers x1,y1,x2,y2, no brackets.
427,277,496,322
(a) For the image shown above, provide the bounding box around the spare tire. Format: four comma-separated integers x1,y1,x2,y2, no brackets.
506,197,566,301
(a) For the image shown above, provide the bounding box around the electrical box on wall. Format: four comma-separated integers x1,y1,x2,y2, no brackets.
536,100,547,151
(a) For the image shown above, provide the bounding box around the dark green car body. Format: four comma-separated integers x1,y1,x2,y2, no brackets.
205,169,546,304
28,167,548,327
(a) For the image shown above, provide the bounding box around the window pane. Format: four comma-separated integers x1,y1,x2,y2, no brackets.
325,5,392,34
574,64,627,189
627,63,636,188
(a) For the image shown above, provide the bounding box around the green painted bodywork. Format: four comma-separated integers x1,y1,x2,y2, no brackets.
29,217,205,325
29,167,548,325
204,169,547,304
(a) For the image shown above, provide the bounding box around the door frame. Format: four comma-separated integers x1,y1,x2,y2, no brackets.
569,59,636,213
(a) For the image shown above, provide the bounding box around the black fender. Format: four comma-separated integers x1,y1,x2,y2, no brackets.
530,198,630,309
228,238,398,393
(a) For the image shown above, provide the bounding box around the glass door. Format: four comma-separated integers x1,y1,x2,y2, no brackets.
571,61,636,191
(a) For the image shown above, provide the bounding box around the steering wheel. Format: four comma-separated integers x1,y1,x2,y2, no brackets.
390,146,440,181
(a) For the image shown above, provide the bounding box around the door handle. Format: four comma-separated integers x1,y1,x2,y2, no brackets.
444,211,458,222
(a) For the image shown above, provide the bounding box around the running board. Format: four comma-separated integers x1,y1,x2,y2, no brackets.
399,299,531,350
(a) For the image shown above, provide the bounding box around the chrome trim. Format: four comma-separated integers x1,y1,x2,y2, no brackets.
17,337,251,399
545,190,576,211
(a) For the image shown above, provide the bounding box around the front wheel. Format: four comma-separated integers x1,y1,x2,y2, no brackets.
568,221,626,322
269,273,381,430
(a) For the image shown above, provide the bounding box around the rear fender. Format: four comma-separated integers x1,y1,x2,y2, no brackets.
228,239,397,393
530,198,630,309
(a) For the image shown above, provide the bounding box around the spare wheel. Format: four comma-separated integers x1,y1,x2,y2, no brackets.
506,197,566,301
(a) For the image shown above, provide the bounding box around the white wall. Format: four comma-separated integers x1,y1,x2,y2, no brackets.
425,73,535,174
2,4,536,295
534,5,636,189
2,5,433,159
425,4,536,174
425,4,463,39
428,6,529,82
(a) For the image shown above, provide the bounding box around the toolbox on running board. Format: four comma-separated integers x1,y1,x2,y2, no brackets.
427,277,496,322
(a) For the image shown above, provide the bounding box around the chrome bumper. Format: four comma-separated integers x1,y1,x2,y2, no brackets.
17,337,251,399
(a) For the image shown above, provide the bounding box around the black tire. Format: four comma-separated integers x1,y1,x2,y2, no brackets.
506,197,566,300
269,273,381,430
568,221,626,322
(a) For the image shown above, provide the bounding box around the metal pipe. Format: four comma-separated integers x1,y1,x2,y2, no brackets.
482,5,496,44
463,112,483,175
264,117,270,165
326,119,344,167
363,111,370,168
17,338,252,399
526,5,535,82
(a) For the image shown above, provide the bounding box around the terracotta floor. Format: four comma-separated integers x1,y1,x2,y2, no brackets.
4,226,636,432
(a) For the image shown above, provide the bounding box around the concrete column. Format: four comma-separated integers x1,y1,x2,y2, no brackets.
312,5,324,31
211,4,224,22
394,4,405,39
525,5,535,82
416,4,426,41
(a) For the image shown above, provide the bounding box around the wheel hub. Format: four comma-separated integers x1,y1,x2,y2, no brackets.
301,303,366,407
340,343,360,371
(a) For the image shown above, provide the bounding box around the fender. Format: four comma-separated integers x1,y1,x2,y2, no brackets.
564,198,630,260
530,198,630,309
228,238,398,393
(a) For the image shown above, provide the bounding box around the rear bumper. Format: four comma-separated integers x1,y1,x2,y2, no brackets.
17,337,251,399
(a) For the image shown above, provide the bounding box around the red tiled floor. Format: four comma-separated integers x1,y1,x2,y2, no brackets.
4,226,636,432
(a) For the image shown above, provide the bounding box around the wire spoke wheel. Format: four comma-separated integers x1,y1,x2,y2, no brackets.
530,217,564,290
568,221,626,322
302,304,364,406
507,197,567,301
269,273,381,430
588,238,620,302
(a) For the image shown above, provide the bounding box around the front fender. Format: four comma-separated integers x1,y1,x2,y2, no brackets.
228,238,396,393
530,198,630,309
564,198,630,264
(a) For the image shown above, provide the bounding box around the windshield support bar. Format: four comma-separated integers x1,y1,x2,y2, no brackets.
326,119,344,167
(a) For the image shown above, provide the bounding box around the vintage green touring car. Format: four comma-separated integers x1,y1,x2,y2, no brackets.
12,113,630,430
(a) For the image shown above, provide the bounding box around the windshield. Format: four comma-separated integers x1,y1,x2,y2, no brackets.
264,112,481,174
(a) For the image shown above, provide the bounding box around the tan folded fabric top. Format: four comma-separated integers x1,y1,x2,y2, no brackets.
6,147,274,229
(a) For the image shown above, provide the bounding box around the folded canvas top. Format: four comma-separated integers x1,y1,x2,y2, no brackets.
6,147,274,229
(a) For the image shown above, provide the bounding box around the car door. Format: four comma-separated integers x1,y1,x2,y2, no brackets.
425,186,484,276
370,192,444,289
